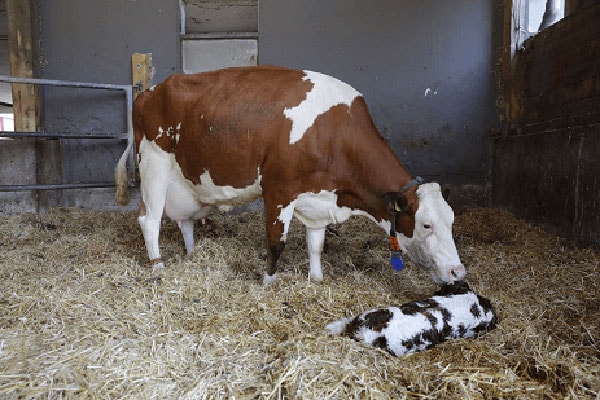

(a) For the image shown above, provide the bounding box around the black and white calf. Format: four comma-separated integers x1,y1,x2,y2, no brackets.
326,281,497,356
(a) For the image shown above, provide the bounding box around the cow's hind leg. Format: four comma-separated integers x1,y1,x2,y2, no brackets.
177,219,195,255
138,199,165,267
306,227,325,281
138,159,169,268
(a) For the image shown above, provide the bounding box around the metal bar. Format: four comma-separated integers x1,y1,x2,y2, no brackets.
0,182,116,192
0,131,126,139
0,75,131,91
181,32,258,40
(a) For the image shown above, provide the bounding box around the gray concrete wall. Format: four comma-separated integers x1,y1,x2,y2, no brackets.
259,0,501,206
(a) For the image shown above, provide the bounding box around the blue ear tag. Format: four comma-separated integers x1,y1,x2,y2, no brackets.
389,235,404,271
390,250,404,271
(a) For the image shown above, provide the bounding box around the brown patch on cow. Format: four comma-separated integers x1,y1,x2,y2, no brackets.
343,316,363,337
402,328,439,352
344,308,393,337
138,200,146,217
477,294,495,314
372,336,390,353
434,281,471,296
400,299,440,316
178,67,311,188
395,186,419,238
470,302,481,317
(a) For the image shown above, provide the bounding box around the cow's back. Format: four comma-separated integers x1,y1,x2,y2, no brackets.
135,66,389,199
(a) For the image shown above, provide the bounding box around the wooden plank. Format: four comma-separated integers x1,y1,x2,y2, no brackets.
131,53,154,99
183,0,258,33
6,0,40,132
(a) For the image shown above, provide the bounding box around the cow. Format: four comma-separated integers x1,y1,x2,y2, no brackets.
325,281,497,356
115,65,465,285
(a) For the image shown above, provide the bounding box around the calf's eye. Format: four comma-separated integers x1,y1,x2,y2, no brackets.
423,224,431,229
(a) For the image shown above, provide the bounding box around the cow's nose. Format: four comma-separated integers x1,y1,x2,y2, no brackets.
448,264,466,282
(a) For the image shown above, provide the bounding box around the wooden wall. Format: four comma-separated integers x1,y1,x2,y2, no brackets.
494,1,600,245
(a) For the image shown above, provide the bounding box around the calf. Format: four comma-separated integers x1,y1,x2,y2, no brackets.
326,281,497,356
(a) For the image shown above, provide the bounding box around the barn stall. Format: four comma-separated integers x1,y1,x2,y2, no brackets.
1,0,600,399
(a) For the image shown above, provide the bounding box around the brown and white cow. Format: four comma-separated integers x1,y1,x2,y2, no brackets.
115,65,465,284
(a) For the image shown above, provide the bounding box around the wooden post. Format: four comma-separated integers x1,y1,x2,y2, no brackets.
132,53,154,100
7,0,40,131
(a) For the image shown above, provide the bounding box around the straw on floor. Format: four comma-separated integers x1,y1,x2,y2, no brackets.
0,207,598,399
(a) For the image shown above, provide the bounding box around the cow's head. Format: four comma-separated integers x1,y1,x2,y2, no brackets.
388,182,465,284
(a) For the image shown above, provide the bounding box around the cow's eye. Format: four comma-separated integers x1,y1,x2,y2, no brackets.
423,224,432,229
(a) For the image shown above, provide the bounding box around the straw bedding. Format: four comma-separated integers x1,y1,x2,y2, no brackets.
0,207,598,399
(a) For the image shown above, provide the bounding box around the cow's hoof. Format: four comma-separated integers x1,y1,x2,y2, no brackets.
309,272,323,282
263,273,277,285
151,262,165,271
148,258,165,270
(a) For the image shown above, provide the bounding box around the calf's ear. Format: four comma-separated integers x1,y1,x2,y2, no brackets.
384,192,409,213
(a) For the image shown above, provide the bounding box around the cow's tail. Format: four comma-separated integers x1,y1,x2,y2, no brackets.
115,122,134,206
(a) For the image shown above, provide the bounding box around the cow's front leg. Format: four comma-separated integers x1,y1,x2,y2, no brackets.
264,219,286,284
263,196,292,284
306,227,325,282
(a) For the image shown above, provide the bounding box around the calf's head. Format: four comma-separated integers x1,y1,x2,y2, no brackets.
389,182,465,284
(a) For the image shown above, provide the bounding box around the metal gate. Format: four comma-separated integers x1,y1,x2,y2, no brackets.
0,76,134,192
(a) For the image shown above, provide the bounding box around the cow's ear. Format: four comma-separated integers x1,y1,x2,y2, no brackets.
442,187,451,201
384,192,409,213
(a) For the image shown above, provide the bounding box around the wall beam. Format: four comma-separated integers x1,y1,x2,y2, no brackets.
6,0,40,131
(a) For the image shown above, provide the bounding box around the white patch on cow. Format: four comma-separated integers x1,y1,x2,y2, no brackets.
175,122,182,144
137,137,266,273
139,138,262,218
432,292,494,337
276,190,372,239
155,124,182,143
383,309,439,352
277,202,296,242
193,169,262,212
284,70,361,144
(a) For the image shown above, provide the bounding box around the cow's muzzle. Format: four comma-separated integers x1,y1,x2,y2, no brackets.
433,264,466,284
